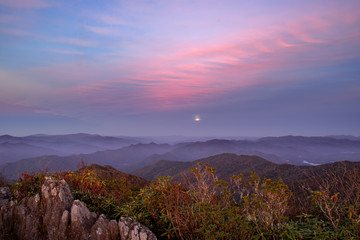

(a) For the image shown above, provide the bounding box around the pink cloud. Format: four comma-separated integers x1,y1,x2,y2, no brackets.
9,2,359,116
63,54,271,113
278,41,296,48
135,18,359,111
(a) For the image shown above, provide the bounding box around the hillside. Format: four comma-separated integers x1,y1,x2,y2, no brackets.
132,154,287,181
77,164,149,187
133,153,360,185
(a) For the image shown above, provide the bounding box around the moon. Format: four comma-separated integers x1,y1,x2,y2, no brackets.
194,115,201,121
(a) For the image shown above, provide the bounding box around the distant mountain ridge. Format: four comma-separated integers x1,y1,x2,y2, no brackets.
0,142,175,180
1,134,360,180
139,136,360,166
0,133,140,164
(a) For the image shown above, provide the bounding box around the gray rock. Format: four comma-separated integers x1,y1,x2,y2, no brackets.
119,217,157,240
41,177,74,240
70,200,97,240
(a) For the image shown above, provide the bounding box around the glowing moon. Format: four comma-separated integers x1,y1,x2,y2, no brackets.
194,115,201,121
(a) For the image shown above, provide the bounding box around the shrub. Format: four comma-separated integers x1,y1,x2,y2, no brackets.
61,169,140,219
120,164,254,239
307,165,360,234
234,172,292,238
117,176,177,238
12,171,48,200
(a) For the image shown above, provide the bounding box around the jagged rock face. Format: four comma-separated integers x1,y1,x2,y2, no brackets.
0,193,42,240
42,177,74,240
0,177,157,240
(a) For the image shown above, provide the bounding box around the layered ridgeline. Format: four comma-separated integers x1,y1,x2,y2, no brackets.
0,133,141,163
0,142,175,180
1,135,360,180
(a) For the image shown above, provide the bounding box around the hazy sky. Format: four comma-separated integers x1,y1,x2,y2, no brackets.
1,0,359,137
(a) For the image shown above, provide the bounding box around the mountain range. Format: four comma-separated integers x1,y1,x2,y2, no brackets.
0,133,141,164
0,134,359,180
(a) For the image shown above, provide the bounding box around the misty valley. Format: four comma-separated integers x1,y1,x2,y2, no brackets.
1,133,360,239
1,133,360,180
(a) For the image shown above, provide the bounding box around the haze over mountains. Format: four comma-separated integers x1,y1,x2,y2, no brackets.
0,133,141,163
0,133,222,164
0,133,360,180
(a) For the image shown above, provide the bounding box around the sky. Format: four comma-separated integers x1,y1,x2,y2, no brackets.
0,0,359,137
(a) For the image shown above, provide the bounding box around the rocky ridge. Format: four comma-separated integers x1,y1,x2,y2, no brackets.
0,177,156,240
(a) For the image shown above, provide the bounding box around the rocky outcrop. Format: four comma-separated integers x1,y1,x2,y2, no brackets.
42,178,74,240
0,177,157,240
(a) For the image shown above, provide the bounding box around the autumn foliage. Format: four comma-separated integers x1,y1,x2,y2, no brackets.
11,163,360,239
